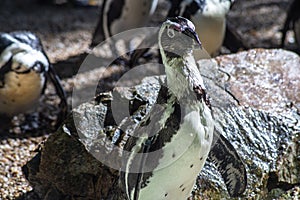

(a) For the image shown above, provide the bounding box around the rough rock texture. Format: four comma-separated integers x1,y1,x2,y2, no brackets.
23,49,300,199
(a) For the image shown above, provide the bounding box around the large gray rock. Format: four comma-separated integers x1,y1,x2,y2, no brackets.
23,49,300,199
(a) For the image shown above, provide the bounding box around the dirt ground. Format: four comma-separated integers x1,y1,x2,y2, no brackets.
0,0,295,199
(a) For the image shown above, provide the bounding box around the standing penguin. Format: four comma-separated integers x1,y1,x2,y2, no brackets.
120,17,246,200
90,0,158,48
0,31,67,129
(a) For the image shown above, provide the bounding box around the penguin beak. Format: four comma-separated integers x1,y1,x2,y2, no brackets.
183,28,202,48
167,16,202,49
170,16,202,48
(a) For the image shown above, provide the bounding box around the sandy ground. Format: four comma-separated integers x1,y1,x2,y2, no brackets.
0,0,295,199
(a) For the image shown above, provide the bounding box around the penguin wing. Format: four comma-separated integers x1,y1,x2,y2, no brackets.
46,64,68,128
120,102,168,200
0,57,12,87
208,129,247,197
120,85,179,200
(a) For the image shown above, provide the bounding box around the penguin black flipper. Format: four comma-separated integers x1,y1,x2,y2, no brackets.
208,130,247,197
121,109,162,200
0,33,14,53
0,58,12,87
123,137,152,200
46,64,68,128
90,0,107,47
120,85,179,200
90,12,105,48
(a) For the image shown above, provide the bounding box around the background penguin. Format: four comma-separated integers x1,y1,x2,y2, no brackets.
90,0,158,48
0,31,67,130
167,0,235,56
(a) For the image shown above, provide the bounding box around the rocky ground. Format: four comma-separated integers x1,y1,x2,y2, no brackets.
0,0,297,199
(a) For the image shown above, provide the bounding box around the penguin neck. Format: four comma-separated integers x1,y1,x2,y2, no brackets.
163,51,204,101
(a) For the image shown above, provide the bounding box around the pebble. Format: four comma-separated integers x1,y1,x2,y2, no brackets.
0,135,46,199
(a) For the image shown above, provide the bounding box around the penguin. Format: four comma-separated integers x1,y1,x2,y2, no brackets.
90,0,158,48
0,31,67,129
120,17,246,200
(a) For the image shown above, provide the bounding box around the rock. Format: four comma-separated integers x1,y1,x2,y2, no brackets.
23,49,300,199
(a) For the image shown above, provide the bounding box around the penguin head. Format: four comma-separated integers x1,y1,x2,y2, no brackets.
0,42,49,89
10,47,49,74
158,17,207,100
159,16,202,58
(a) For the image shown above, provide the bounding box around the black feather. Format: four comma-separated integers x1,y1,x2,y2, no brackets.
208,130,247,197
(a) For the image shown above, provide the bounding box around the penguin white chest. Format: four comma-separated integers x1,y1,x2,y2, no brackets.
110,0,158,34
0,71,44,116
138,103,214,200
192,14,226,55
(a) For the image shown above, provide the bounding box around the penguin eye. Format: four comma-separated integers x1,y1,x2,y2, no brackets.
12,64,25,72
167,28,175,38
15,65,21,70
11,62,31,73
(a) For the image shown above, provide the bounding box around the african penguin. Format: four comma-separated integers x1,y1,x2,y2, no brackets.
121,16,215,200
90,0,158,48
120,16,246,199
0,31,67,127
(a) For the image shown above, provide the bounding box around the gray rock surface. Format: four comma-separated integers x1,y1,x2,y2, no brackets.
23,49,300,199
